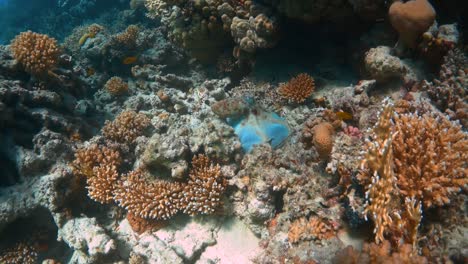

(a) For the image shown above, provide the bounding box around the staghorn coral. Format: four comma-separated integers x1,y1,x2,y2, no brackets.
114,169,184,220
105,76,129,96
388,0,436,49
332,240,428,264
10,31,60,76
359,99,467,244
392,111,468,208
278,73,315,103
102,110,151,143
0,241,38,264
182,154,227,215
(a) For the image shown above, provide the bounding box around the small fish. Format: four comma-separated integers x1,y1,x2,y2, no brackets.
122,56,138,65
335,111,353,121
86,67,95,76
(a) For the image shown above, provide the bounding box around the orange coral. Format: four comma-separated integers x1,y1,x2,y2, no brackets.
126,213,168,234
113,25,139,49
312,122,334,159
392,112,468,208
182,154,227,215
288,217,336,244
332,240,428,264
87,164,120,204
10,31,60,75
105,76,129,96
114,169,184,220
102,110,151,143
71,144,122,178
278,73,315,103
0,241,38,264
389,0,436,48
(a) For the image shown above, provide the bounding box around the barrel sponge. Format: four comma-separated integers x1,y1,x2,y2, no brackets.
388,0,436,48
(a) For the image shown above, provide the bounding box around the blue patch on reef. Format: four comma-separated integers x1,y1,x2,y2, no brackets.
228,108,290,153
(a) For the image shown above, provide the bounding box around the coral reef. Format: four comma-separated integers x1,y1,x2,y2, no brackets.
10,31,60,76
104,76,129,96
102,110,151,143
278,73,315,103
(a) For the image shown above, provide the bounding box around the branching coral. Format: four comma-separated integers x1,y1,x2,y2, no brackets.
0,241,38,264
87,164,120,204
182,154,226,215
278,73,315,103
359,99,467,244
113,169,184,220
288,216,336,244
10,31,60,76
105,76,129,96
114,155,226,220
112,25,140,49
102,110,151,143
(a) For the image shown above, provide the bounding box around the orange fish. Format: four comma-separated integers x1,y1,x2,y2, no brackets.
335,111,353,121
122,56,138,65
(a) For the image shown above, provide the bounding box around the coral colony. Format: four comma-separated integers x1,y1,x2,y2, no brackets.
0,0,466,263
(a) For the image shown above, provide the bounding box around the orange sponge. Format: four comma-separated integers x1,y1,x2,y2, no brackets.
389,0,436,49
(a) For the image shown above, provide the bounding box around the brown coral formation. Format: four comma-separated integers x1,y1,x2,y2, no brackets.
278,73,315,103
10,31,60,76
312,122,334,159
182,154,227,215
102,110,151,143
114,155,226,220
425,49,468,128
359,100,467,244
105,76,129,96
126,213,168,234
288,217,336,244
332,240,428,264
388,0,436,49
0,241,38,264
113,25,140,49
87,164,120,204
114,169,184,220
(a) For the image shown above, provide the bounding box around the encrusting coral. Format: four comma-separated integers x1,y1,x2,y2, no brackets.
278,73,315,103
312,122,334,159
102,110,151,143
10,31,60,76
105,76,129,96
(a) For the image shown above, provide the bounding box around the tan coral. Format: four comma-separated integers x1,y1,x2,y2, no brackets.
278,73,315,103
113,25,140,49
389,0,436,48
105,76,129,96
10,31,60,75
182,154,227,215
87,164,120,204
288,217,308,244
113,169,184,220
71,144,122,178
102,110,151,143
0,241,38,264
312,122,334,159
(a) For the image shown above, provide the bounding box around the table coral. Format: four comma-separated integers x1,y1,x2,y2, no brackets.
10,31,60,76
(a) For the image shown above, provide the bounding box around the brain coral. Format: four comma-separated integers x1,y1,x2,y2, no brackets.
10,31,60,75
